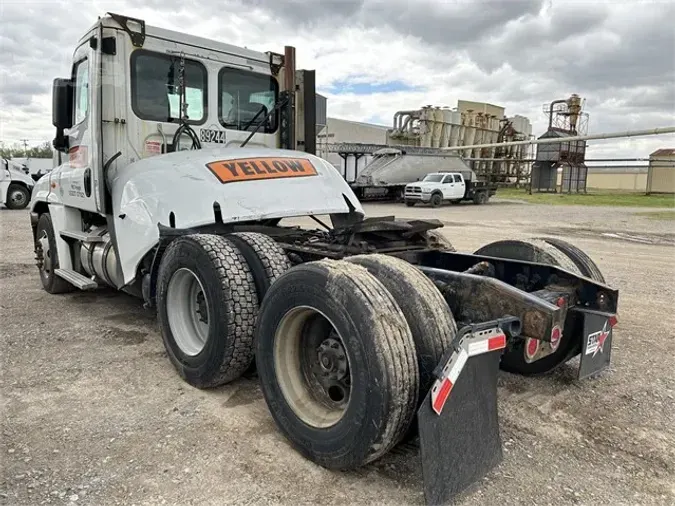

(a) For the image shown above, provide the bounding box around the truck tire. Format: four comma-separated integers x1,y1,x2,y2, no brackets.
156,234,258,388
345,254,457,401
535,237,606,283
473,238,583,375
255,260,419,469
34,213,76,294
405,200,415,207
425,229,456,251
226,232,292,303
472,191,488,205
430,192,443,208
6,183,30,210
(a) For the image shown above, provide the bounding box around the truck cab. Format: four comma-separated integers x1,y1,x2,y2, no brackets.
30,12,355,295
404,172,466,207
1,158,34,209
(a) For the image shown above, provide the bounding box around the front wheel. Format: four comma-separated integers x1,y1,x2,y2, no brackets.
430,193,443,208
405,200,416,207
34,213,74,294
6,183,30,209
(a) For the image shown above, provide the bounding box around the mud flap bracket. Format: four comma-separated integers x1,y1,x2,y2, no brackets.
417,316,521,505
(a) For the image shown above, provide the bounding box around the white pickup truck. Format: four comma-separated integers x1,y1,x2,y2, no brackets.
404,171,496,208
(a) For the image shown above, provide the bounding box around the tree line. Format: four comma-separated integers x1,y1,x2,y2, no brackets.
0,141,53,159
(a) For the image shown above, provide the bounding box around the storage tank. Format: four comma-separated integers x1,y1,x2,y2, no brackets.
344,155,357,183
448,110,462,147
440,108,452,147
420,106,434,147
431,107,444,148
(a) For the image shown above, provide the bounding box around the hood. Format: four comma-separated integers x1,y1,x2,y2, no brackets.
407,181,443,189
3,164,35,187
109,147,365,284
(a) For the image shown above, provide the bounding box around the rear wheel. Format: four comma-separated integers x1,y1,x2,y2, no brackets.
34,213,74,294
430,193,443,208
345,254,457,401
424,229,456,251
156,234,258,388
226,232,291,303
473,238,585,375
535,237,606,283
255,260,419,469
472,191,488,205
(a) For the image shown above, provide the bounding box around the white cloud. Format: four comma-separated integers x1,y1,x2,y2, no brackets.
1,0,673,157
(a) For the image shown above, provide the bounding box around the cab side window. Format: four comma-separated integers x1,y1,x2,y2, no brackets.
442,175,453,184
73,59,89,125
453,175,462,183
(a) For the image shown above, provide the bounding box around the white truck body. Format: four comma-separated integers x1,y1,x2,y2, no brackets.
30,14,362,289
1,159,35,209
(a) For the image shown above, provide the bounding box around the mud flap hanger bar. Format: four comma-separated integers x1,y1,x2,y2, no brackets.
431,316,521,415
417,316,521,506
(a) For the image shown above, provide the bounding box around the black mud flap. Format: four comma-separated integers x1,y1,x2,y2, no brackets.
417,317,521,505
575,308,617,380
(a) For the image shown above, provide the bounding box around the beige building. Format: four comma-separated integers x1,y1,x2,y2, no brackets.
647,148,675,194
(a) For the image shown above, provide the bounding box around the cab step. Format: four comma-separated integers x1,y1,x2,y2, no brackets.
54,269,98,290
60,230,104,243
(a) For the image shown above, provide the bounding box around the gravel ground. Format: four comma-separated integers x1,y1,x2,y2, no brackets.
1,199,674,506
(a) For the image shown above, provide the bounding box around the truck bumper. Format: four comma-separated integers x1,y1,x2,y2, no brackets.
404,194,431,203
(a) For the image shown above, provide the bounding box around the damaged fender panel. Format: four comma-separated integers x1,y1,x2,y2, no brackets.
108,147,365,284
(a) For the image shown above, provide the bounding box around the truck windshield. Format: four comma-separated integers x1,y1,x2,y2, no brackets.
219,68,278,133
422,174,444,183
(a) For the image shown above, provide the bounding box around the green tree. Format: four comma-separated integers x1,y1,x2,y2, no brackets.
0,141,53,159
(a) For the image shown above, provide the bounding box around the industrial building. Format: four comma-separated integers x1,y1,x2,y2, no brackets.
647,149,675,194
316,117,390,181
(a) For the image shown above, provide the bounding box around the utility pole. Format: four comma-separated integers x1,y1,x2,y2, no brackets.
21,139,29,156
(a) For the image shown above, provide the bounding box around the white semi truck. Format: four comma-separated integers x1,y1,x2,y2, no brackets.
28,13,619,504
1,158,34,209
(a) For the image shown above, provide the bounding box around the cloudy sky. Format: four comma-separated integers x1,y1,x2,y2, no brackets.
1,0,673,158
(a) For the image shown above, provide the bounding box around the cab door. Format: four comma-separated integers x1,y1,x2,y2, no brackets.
451,174,466,199
440,174,455,198
58,36,100,213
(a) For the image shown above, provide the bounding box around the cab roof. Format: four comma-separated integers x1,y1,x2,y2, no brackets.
79,13,271,65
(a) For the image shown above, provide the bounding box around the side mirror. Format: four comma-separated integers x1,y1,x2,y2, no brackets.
52,78,73,152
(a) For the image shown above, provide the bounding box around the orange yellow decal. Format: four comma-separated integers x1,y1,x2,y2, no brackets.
206,157,318,184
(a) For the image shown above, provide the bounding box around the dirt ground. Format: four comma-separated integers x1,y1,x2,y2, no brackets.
1,199,674,506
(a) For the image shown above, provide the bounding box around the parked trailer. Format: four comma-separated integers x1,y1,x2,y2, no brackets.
29,13,619,505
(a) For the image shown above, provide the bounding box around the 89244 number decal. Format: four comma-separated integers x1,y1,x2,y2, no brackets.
199,129,227,144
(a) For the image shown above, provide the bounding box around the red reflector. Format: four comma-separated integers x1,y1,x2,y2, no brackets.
432,378,453,414
608,315,618,328
526,338,538,358
487,334,506,351
556,297,566,307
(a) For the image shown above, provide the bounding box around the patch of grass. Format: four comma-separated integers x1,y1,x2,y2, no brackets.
634,210,675,220
497,188,675,208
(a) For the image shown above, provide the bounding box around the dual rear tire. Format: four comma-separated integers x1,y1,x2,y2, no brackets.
156,234,457,470
473,238,606,375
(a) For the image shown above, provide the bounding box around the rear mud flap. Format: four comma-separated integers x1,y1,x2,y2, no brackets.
417,318,520,505
575,308,617,380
